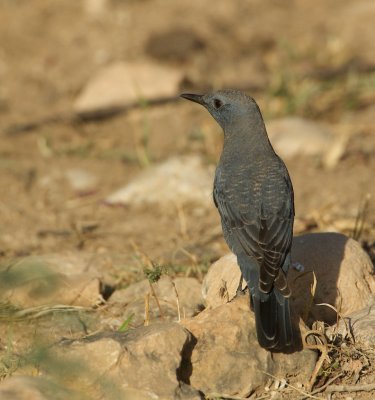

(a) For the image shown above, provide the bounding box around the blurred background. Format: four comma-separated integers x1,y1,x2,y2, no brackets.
1,0,374,274
0,0,374,394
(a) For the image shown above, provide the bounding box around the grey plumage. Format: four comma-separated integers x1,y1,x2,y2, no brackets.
181,90,294,350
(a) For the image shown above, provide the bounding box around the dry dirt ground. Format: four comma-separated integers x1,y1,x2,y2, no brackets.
0,0,374,399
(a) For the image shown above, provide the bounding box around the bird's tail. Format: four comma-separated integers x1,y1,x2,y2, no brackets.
251,287,293,350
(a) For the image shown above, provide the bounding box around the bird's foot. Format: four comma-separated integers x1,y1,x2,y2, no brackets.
233,275,248,299
292,262,304,272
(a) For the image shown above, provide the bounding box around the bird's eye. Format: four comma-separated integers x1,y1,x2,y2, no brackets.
213,98,223,109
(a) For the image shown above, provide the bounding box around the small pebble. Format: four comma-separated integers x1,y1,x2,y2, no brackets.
279,379,287,390
270,391,281,400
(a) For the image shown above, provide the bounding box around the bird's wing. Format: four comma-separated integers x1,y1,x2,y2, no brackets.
213,172,294,295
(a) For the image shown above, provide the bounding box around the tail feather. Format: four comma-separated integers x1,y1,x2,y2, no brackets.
237,254,293,350
251,287,293,350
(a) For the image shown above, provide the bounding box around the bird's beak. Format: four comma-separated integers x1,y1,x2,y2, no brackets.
180,93,205,105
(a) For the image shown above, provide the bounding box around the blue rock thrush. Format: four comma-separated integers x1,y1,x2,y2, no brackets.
181,90,294,350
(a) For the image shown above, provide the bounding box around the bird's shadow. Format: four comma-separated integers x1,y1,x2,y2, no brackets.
287,232,352,352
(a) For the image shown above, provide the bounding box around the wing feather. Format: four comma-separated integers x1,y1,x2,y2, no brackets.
213,169,294,295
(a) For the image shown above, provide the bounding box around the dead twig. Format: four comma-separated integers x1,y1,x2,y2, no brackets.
205,393,251,400
261,371,321,400
300,373,343,399
326,382,375,393
303,330,330,391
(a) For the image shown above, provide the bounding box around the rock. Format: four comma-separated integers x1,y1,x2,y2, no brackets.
203,233,375,324
55,323,201,399
0,376,81,400
202,253,246,309
107,276,204,328
145,28,205,62
331,303,375,346
0,254,103,308
74,61,183,116
65,168,97,195
290,233,375,324
105,155,214,208
181,296,316,397
267,117,333,159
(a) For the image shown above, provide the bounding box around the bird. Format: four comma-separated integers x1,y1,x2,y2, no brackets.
180,90,294,350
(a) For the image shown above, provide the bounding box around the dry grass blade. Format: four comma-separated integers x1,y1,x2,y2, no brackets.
306,271,317,322
352,193,371,241
303,330,330,391
144,292,150,326
172,247,202,279
171,281,181,322
130,240,153,269
323,134,349,169
174,201,188,238
148,280,165,320
131,240,166,320
315,302,353,342
0,303,92,320
291,271,317,322
261,371,322,399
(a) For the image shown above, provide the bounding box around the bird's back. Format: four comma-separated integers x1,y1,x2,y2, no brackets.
213,130,294,350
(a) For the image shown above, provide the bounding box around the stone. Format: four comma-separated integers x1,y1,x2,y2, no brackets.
65,168,97,195
202,253,246,309
145,28,205,62
107,276,204,328
203,233,375,325
290,233,375,324
105,155,214,208
181,296,316,397
267,117,333,159
55,323,201,399
332,302,375,346
0,254,103,308
74,61,183,116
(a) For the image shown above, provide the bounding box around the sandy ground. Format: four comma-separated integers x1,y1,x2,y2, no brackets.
0,0,374,398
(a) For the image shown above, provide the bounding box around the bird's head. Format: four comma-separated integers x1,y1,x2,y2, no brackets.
180,89,260,131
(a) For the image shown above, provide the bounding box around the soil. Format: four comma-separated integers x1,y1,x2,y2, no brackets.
0,1,374,398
